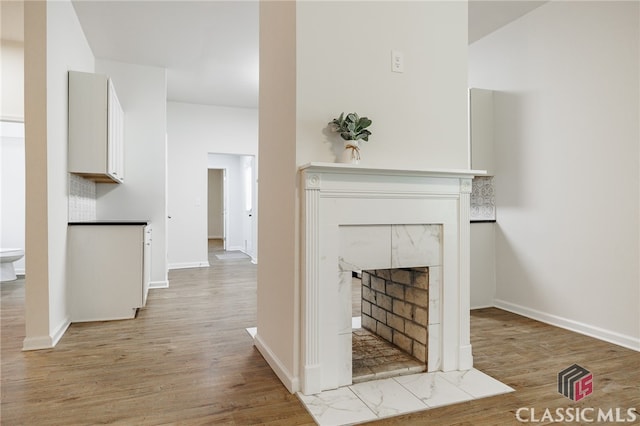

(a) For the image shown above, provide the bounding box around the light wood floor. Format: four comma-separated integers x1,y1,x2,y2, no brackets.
2,240,638,425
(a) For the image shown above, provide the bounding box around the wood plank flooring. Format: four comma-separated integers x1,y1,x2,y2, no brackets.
2,240,639,425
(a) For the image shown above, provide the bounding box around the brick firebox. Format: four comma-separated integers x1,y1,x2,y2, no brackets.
361,268,429,364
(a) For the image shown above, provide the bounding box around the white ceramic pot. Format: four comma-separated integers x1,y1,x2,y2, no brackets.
340,140,360,164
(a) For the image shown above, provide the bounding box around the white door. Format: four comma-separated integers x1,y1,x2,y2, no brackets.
242,157,254,256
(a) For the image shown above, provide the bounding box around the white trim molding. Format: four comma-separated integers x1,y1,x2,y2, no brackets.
23,316,71,351
23,336,54,351
494,299,640,352
149,280,169,289
254,333,300,393
168,261,210,270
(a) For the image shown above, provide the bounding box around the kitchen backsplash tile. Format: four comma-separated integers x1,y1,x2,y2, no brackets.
471,176,495,221
68,174,96,221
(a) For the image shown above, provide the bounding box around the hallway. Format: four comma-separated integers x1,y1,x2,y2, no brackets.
1,241,311,424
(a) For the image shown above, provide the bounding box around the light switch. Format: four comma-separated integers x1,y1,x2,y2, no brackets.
391,50,404,73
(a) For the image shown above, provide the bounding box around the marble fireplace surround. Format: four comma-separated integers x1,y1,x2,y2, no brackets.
300,163,483,395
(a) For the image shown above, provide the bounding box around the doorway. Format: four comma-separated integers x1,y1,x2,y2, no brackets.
207,153,257,262
0,121,26,276
207,169,226,248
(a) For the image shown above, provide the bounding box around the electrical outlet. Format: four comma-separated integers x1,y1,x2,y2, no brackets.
391,50,404,73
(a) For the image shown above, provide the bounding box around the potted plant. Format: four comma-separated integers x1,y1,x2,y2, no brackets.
328,112,372,164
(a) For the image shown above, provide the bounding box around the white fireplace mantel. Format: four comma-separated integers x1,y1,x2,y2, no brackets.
299,163,485,395
299,162,485,178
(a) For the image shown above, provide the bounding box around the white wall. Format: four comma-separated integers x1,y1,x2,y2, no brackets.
469,89,496,308
46,1,98,341
23,0,95,349
470,223,496,309
257,1,298,391
469,1,640,349
0,122,25,275
295,1,469,170
257,1,470,392
167,102,258,269
95,59,168,288
0,40,24,121
0,39,25,261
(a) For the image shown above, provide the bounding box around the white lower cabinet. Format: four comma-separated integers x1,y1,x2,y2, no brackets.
68,223,150,322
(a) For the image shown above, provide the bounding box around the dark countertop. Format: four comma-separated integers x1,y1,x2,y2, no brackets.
68,220,149,226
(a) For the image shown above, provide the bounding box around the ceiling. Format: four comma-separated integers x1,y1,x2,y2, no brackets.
5,1,546,109
468,0,546,43
72,0,259,109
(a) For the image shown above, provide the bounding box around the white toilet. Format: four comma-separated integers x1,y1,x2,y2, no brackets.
0,248,25,282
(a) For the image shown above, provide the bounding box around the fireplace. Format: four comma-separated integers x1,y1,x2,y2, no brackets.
300,163,480,395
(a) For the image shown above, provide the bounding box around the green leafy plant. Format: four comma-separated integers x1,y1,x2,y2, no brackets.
329,112,372,142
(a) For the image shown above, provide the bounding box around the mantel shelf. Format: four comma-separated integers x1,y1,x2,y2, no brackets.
299,162,487,178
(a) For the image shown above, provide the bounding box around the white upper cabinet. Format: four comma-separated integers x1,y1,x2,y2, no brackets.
469,88,494,175
68,71,124,183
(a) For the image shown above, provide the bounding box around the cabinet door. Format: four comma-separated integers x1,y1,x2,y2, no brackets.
68,225,144,322
108,79,124,182
142,226,152,306
69,71,108,175
68,71,124,184
469,88,494,174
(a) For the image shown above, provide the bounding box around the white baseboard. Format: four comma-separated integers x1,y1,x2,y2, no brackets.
168,261,210,270
23,335,53,351
254,333,300,394
471,304,495,310
51,316,71,346
149,280,169,289
494,299,640,352
0,113,24,122
23,315,70,351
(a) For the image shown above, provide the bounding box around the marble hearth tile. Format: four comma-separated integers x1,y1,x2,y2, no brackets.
321,330,353,389
391,224,441,269
337,332,353,388
349,377,426,418
337,271,353,334
428,266,442,325
427,324,441,372
339,225,391,271
297,387,377,426
295,367,514,425
439,368,514,398
394,372,473,408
